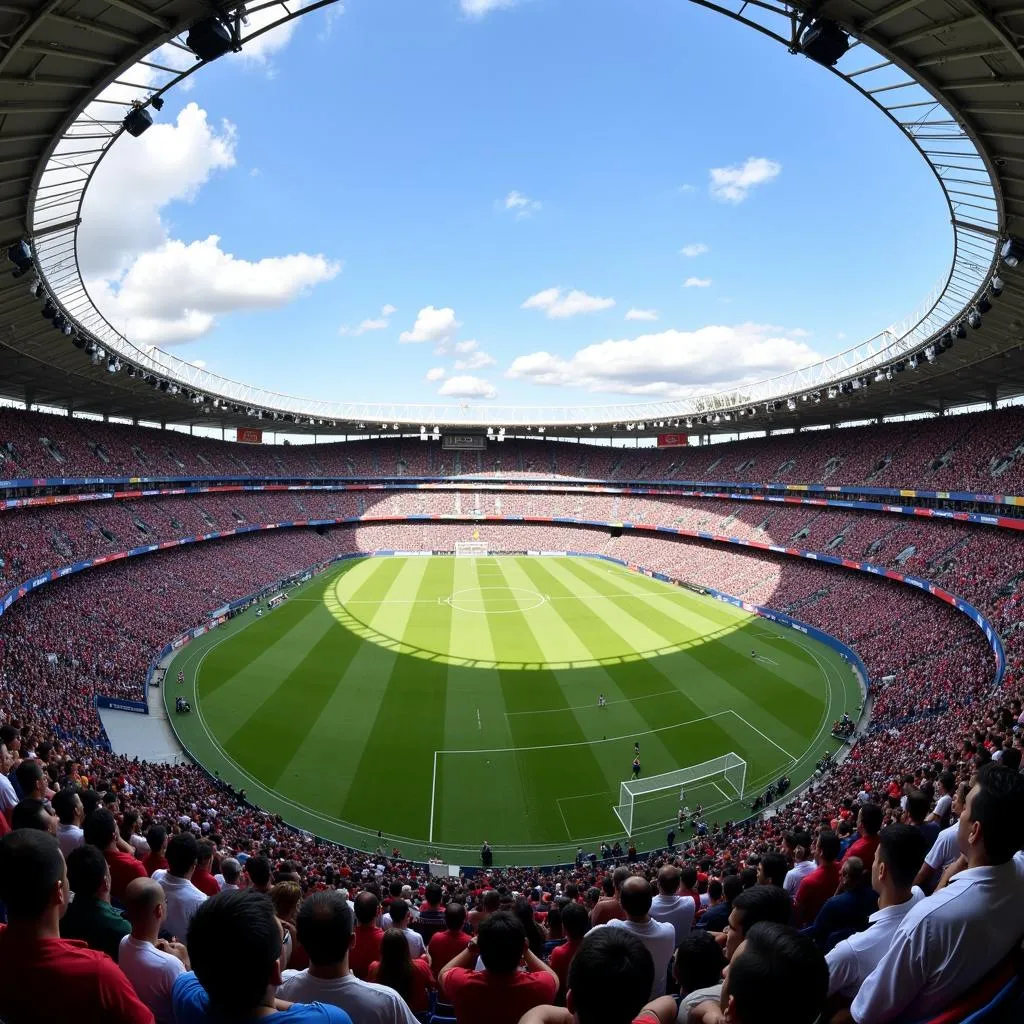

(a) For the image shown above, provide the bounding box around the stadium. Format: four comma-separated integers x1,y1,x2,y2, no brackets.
0,2,1022,1024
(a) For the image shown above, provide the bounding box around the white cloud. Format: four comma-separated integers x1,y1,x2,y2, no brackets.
339,304,397,337
684,277,712,289
454,339,478,354
439,375,497,399
234,0,327,63
709,157,781,204
625,309,658,322
680,243,709,258
400,306,461,344
506,323,820,398
522,287,615,319
381,304,397,317
501,190,542,218
425,367,446,382
678,184,696,194
455,350,497,370
89,236,340,346
461,0,517,15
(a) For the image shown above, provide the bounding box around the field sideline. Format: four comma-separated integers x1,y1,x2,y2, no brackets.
166,555,861,865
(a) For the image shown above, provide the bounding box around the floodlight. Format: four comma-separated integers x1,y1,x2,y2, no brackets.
968,308,983,329
123,105,153,138
7,240,33,277
186,17,235,62
27,276,42,298
1001,237,1024,268
72,333,85,350
786,398,796,411
954,322,967,339
151,96,165,112
991,275,1004,297
41,299,57,319
799,19,851,67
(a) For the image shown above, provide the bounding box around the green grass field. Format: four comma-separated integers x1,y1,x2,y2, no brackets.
166,555,861,865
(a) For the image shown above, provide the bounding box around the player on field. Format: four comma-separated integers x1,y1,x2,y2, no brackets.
598,694,607,708
631,756,641,779
177,669,184,685
634,741,640,755
751,649,758,659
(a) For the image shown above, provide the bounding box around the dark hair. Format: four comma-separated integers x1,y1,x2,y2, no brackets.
375,927,415,1003
79,789,101,818
14,759,43,796
1001,747,1022,772
874,824,927,889
11,798,50,832
938,771,957,795
166,832,199,876
970,762,1024,863
722,874,744,903
481,889,501,912
567,927,654,1024
145,825,167,855
859,802,883,835
708,879,723,901
66,843,108,899
514,897,546,957
445,901,466,931
0,829,64,917
726,923,828,1024
82,807,117,850
187,890,282,1016
758,852,788,888
674,930,726,993
196,840,214,865
51,788,80,825
619,877,653,919
477,910,526,974
297,890,353,967
816,830,841,862
905,789,930,825
424,883,442,906
388,897,409,927
612,865,632,890
245,855,271,888
354,890,379,925
561,901,590,942
680,864,698,889
731,885,792,936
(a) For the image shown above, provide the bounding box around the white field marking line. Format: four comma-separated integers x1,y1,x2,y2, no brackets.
477,708,482,730
557,798,573,841
756,655,780,667
438,710,731,755
709,780,731,803
429,751,438,843
557,790,616,804
505,688,682,716
727,709,798,764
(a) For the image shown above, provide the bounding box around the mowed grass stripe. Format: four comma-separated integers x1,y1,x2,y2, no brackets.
220,561,410,786
341,558,453,837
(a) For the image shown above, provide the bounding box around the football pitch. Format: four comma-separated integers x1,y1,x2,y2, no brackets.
166,555,862,865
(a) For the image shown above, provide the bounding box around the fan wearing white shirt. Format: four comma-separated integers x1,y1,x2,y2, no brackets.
782,830,814,897
844,763,1024,1024
278,890,417,1024
214,856,242,892
925,771,957,827
52,788,85,858
648,864,695,944
825,824,928,1001
597,877,675,999
152,832,207,941
381,899,425,958
119,877,189,1024
913,781,969,894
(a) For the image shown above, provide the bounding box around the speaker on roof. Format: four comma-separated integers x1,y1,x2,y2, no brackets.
799,19,850,67
187,17,234,62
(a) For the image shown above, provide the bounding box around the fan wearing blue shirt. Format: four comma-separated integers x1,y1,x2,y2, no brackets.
172,889,351,1024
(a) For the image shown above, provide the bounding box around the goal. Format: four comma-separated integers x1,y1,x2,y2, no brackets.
455,541,489,557
613,752,747,836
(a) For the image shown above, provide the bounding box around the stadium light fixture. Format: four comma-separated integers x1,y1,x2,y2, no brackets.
977,294,992,315
7,240,33,278
1000,237,1024,268
27,275,42,298
186,16,236,62
123,101,153,138
799,19,851,67
41,299,56,319
954,322,967,339
991,275,1004,297
968,308,983,329
786,398,796,411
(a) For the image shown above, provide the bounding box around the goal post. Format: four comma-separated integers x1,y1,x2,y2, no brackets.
455,541,489,557
613,752,747,836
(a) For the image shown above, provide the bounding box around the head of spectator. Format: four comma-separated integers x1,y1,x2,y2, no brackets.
186,889,283,1018
477,910,527,974
958,762,1024,866
784,831,811,864
814,830,840,866
545,904,563,940
722,874,744,907
245,854,272,893
657,864,680,895
66,843,111,905
166,832,198,880
271,880,302,925
585,886,600,911
739,867,757,890
424,882,443,909
12,797,56,833
856,801,883,838
444,900,467,935
354,890,379,926
82,807,118,852
52,788,83,828
297,890,352,976
707,880,724,906
673,930,727,997
680,865,699,893
124,876,168,944
79,789,101,818
219,857,241,887
388,897,410,929
755,852,788,889
838,856,869,893
872,824,927,907
904,789,931,826
0,830,69,933
375,927,416,1005
619,876,654,923
145,825,167,858
564,927,654,1024
15,759,45,801
726,885,792,961
561,901,590,944
720,922,828,1024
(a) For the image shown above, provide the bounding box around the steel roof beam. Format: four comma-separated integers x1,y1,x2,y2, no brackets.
98,0,172,29
859,0,928,32
18,42,119,66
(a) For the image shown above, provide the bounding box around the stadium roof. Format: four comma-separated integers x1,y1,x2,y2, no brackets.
2,0,1024,437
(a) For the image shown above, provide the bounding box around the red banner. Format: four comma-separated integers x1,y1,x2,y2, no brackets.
657,433,689,448
237,427,263,444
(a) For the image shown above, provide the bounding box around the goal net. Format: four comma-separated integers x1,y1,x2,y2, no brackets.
455,541,489,557
613,752,747,836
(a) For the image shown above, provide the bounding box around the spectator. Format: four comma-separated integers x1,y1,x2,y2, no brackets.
15,758,46,802
825,824,926,1001
368,927,434,1016
245,854,273,893
549,901,590,995
0,829,153,1024
913,782,969,893
384,898,426,958
417,882,446,942
119,878,189,1024
142,826,168,876
840,803,882,867
782,832,814,898
12,796,56,832
754,852,788,890
83,807,147,903
678,865,702,917
801,857,877,951
350,890,385,981
439,910,558,1024
279,892,417,1024
190,841,221,899
591,865,631,925
52,787,85,857
649,865,695,944
172,889,352,1023
903,789,941,850
467,888,500,933
698,874,741,932
673,930,728,1016
926,771,957,827
849,763,1024,1022
60,843,131,960
214,856,241,892
154,832,207,940
515,896,548,958
599,877,675,998
428,900,471,969
793,831,841,927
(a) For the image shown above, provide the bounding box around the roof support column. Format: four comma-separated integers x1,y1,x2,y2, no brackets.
24,389,34,411
988,386,998,410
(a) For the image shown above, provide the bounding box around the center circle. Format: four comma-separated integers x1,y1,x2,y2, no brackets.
448,586,546,614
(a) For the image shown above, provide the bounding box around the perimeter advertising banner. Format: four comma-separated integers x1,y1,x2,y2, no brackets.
657,433,689,448
237,427,263,444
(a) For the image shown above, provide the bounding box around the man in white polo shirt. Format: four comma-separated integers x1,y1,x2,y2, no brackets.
848,763,1024,1023
598,877,675,999
826,824,927,999
152,832,207,941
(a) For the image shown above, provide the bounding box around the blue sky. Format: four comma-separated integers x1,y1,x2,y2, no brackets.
82,0,950,409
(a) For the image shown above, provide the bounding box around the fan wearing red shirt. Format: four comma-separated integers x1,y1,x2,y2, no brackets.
0,829,154,1024
190,841,222,899
439,911,558,1024
548,902,590,995
349,890,384,980
142,826,168,877
840,802,883,867
85,807,147,903
519,927,678,1024
427,901,471,968
793,830,842,927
